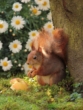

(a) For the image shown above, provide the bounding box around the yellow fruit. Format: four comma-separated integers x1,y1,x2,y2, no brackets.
10,78,28,91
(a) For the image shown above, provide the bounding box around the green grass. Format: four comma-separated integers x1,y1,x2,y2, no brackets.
0,76,83,110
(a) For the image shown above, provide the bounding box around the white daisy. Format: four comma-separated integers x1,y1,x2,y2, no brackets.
21,0,30,3
28,30,39,39
12,2,22,12
0,20,8,33
0,41,3,50
39,0,50,11
9,40,22,53
18,64,21,67
23,62,32,74
30,6,41,16
44,22,54,32
47,12,52,21
14,60,17,63
11,16,25,30
34,0,44,5
25,39,33,51
0,57,12,71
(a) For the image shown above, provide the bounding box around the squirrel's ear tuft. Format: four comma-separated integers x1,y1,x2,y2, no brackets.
38,46,49,57
41,28,45,32
31,41,35,50
31,38,38,50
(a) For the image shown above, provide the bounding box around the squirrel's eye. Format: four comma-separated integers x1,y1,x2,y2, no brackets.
33,56,37,59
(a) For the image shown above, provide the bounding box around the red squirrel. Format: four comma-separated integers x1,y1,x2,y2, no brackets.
27,28,68,85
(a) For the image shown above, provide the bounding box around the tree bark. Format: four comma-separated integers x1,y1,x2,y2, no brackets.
50,0,83,82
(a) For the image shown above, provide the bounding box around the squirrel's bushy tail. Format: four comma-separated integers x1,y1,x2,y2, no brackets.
52,28,68,64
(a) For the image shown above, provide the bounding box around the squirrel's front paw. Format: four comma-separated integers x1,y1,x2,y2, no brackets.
27,70,36,78
27,71,33,78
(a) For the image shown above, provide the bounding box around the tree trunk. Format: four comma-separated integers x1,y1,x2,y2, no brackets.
50,0,83,82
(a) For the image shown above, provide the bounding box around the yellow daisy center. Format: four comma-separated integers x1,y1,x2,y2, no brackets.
3,61,8,67
0,24,3,28
32,33,36,37
48,24,52,28
15,5,19,8
32,9,38,14
43,1,47,6
15,20,20,25
13,44,18,48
